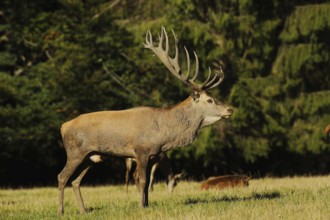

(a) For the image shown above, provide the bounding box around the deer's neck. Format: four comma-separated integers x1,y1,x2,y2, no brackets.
161,97,202,151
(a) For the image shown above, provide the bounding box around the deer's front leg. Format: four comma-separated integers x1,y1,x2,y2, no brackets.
136,156,151,208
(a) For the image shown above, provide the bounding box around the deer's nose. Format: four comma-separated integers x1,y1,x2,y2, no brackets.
227,108,233,114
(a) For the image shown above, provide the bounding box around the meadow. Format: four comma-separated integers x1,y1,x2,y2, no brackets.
0,175,329,220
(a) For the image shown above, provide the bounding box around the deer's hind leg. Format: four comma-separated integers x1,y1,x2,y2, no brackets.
71,160,92,214
125,158,135,193
148,163,158,192
57,154,86,215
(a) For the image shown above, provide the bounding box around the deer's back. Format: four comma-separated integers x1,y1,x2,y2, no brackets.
60,108,172,155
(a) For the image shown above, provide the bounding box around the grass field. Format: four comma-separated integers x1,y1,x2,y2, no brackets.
0,175,329,220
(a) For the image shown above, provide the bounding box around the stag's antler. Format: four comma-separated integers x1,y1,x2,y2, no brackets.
144,26,224,92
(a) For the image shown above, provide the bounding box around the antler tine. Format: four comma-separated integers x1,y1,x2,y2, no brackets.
183,46,190,81
200,67,212,88
203,66,224,90
206,75,224,90
164,27,169,54
211,66,225,88
158,28,164,49
170,29,181,74
203,68,219,88
144,30,152,47
190,51,199,82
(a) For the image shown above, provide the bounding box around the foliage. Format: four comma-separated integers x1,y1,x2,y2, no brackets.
280,4,330,43
0,0,330,186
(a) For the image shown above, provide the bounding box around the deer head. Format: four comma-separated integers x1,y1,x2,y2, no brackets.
144,27,233,127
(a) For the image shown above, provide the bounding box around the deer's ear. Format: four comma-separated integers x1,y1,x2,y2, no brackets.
191,91,200,101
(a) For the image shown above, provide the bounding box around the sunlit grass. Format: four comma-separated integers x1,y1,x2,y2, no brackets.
0,176,329,220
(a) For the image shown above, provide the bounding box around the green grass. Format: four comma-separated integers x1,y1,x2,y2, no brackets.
0,176,329,220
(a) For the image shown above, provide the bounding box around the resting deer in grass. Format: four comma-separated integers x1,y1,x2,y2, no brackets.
57,27,233,214
201,175,251,190
125,153,184,193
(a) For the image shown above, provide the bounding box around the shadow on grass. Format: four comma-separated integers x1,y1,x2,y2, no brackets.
184,191,281,205
86,206,104,213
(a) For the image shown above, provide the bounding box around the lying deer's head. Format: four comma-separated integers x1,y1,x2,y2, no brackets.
167,173,185,193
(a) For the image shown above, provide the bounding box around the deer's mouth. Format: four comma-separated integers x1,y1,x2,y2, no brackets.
220,108,233,119
220,115,231,120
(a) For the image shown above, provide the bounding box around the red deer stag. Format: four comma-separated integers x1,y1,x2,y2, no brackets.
125,153,184,193
201,175,251,190
57,27,233,214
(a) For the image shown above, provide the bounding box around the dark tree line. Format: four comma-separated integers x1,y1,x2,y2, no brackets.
0,0,329,186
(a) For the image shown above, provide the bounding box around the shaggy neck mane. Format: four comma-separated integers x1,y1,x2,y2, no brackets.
160,97,203,151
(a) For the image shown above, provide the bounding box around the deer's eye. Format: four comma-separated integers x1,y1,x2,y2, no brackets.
207,99,213,103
